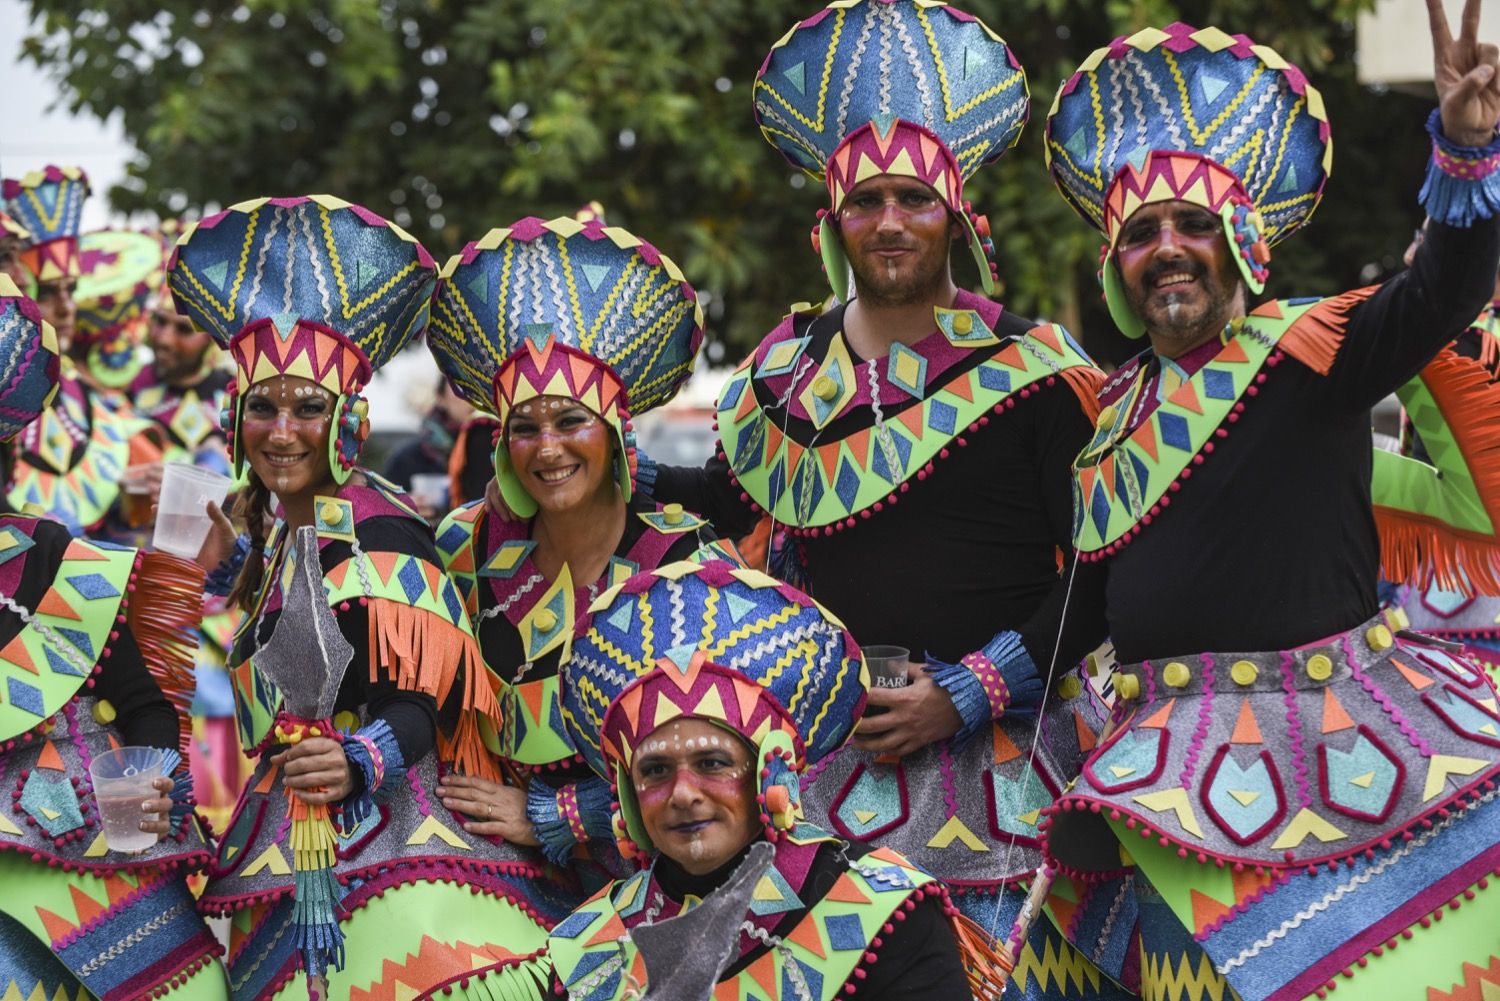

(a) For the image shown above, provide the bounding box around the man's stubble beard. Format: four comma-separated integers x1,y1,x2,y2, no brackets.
848,244,950,308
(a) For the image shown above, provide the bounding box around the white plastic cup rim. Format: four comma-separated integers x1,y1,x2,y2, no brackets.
152,462,232,557
89,745,165,783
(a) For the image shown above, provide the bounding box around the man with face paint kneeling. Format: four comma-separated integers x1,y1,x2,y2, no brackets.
487,560,1005,1000
1039,5,1500,1000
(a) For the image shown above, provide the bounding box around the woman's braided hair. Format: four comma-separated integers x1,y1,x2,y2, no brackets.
227,472,273,614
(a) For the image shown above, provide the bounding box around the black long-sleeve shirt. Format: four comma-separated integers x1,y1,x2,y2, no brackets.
653,305,1104,669
1064,217,1500,664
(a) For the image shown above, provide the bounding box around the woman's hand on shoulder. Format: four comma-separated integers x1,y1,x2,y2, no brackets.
436,773,541,845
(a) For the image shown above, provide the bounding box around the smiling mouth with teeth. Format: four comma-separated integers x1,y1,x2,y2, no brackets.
266,453,307,466
534,465,580,484
1154,272,1198,289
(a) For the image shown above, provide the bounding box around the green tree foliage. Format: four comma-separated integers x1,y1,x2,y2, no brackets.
21,0,1426,363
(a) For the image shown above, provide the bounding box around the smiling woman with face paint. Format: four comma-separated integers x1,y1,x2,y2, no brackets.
482,561,1002,1000
427,215,728,895
167,197,559,1000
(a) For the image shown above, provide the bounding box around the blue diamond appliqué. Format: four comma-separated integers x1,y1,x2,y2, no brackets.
396,559,428,605
1157,412,1193,451
1201,368,1236,401
927,400,957,435
6,676,45,717
824,913,866,952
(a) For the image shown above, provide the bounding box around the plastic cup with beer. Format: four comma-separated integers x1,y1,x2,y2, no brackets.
89,746,165,853
152,462,232,558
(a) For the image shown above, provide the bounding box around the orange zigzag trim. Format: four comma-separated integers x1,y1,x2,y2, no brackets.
1427,955,1500,1000
1377,347,1500,595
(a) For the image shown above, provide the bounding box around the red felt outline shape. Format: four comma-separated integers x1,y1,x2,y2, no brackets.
204,793,267,880
1083,720,1169,794
1422,683,1500,748
1316,723,1405,824
1404,641,1487,690
826,759,909,842
1199,743,1287,847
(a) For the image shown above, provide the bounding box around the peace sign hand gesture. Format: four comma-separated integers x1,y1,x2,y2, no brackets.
1430,0,1500,146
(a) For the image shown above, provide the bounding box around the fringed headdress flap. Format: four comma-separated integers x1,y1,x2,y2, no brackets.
429,214,704,422
1,165,90,284
753,0,1029,214
166,195,437,394
75,230,165,346
0,274,61,443
1046,23,1331,250
563,560,868,780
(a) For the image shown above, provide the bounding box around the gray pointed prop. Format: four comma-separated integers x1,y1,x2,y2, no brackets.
253,525,353,720
632,841,775,1001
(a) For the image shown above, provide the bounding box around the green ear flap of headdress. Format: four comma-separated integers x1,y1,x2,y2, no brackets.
1102,259,1147,341
329,392,369,486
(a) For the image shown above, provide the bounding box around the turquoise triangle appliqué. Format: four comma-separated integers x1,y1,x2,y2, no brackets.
1199,72,1229,104
782,61,807,95
724,591,758,625
201,259,231,291
581,263,610,292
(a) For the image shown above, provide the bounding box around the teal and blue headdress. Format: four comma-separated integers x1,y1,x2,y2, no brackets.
1,166,90,289
428,215,704,518
562,560,868,858
1046,23,1332,337
166,196,438,480
754,0,1030,297
0,274,60,443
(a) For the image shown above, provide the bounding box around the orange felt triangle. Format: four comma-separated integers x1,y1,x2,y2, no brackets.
367,551,400,587
896,405,926,439
1190,888,1234,934
1098,455,1117,500
1250,299,1284,320
1390,658,1434,691
764,424,785,464
1230,701,1263,744
945,373,974,404
569,354,597,394
824,873,872,905
35,907,77,944
996,343,1027,370
254,762,280,794
1321,687,1356,734
733,678,762,728
1167,381,1203,415
101,872,135,906
1171,155,1200,190
313,329,338,373
713,981,739,1001
36,741,65,771
1231,865,1276,904
61,542,108,562
817,442,841,486
0,635,38,674
1217,338,1250,365
993,726,1022,764
1135,420,1159,462
735,384,759,423
784,912,826,959
324,561,350,591
617,684,645,731
784,440,804,477
1139,698,1176,729
108,734,121,750
918,134,941,172
1074,708,1098,752
421,559,444,597
744,951,779,998
1031,325,1063,354
845,427,872,467
1047,893,1079,934
584,911,628,948
34,589,82,621
1078,466,1097,505
68,884,107,926
518,680,548,726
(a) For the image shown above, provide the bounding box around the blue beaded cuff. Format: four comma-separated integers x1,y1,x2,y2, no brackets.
1420,108,1500,227
925,631,1043,749
526,775,614,867
204,533,251,597
338,719,406,829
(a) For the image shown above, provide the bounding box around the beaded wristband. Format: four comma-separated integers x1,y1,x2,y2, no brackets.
1420,107,1500,227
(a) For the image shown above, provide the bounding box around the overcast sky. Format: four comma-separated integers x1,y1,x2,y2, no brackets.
1,0,131,229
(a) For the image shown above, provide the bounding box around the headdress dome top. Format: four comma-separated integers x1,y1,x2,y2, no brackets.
1046,22,1331,331
166,195,437,478
428,214,704,516
562,560,868,854
754,0,1028,295
1,166,90,286
0,275,61,443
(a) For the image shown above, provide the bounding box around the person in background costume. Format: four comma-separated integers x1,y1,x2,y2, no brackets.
426,215,725,893
1039,6,1500,999
496,559,1003,1000
169,195,562,1000
2,166,163,535
0,274,227,999
625,4,1123,993
72,227,160,392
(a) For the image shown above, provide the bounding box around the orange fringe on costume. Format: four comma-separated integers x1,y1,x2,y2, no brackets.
949,911,1012,1001
1377,347,1500,595
127,551,205,758
1271,285,1379,376
364,597,504,781
1059,364,1104,423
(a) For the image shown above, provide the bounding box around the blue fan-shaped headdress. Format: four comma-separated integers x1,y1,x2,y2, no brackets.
0,275,61,444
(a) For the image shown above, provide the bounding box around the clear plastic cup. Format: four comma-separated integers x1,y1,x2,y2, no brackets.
864,644,911,690
89,746,165,853
152,462,231,558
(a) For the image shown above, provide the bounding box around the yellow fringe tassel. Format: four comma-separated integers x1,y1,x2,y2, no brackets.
128,551,205,759
364,597,503,781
